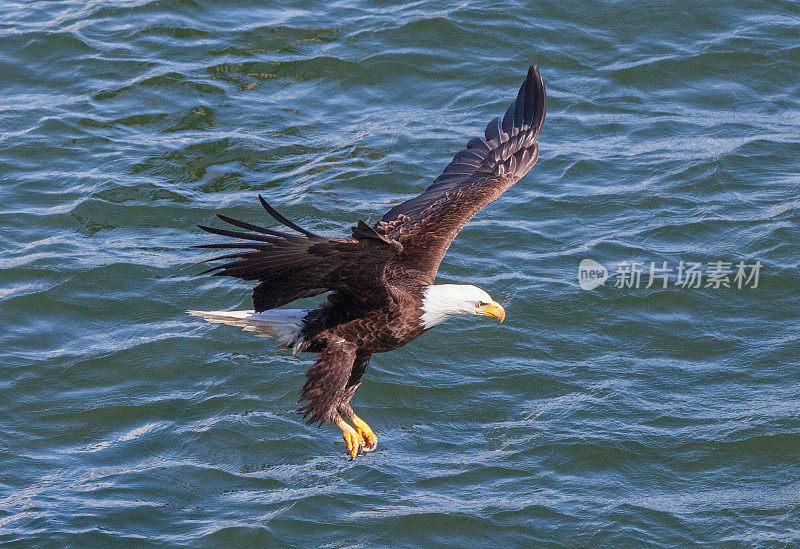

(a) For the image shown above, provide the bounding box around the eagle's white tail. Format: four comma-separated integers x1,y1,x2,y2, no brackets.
188,309,307,350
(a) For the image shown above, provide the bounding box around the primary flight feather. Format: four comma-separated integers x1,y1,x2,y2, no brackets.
190,65,546,458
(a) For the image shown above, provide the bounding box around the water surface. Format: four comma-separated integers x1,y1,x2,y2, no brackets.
1,0,799,546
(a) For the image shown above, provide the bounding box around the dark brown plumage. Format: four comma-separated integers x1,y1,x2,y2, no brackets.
191,65,547,457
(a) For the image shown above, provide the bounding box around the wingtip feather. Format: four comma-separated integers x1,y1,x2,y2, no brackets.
258,194,319,238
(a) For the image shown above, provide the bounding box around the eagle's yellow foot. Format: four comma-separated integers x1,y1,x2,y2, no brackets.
336,419,363,458
350,414,377,452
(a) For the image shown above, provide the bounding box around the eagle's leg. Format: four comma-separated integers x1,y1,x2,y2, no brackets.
338,352,376,453
335,417,364,459
348,413,377,452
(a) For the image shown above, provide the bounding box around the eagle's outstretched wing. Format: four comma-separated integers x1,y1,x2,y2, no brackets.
375,65,546,281
196,195,401,312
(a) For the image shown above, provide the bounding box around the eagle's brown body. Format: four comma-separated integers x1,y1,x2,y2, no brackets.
193,66,547,455
299,280,428,355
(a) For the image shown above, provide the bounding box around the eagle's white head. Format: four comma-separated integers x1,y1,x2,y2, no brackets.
420,284,506,329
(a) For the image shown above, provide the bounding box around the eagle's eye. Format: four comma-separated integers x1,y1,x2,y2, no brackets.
476,301,487,307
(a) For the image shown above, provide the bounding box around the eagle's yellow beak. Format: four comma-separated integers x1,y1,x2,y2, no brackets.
476,300,505,322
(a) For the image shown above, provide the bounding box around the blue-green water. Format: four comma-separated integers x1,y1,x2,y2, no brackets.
1,1,799,546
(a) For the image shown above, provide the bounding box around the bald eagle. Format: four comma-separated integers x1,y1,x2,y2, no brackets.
190,65,546,457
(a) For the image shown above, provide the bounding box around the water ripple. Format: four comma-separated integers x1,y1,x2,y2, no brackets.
1,0,799,546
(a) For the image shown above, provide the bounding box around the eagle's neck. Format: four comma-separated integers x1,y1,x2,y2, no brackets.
419,284,477,329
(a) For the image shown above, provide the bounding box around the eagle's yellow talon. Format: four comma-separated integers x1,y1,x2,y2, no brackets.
351,414,378,452
336,419,363,458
